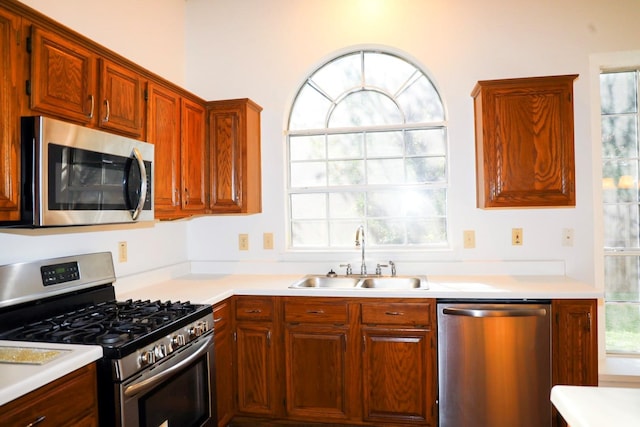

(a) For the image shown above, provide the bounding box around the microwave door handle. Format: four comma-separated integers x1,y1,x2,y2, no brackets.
131,147,147,220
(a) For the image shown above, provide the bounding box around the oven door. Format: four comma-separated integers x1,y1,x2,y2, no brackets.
119,335,216,427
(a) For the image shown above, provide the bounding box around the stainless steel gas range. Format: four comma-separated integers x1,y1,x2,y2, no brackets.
0,252,216,427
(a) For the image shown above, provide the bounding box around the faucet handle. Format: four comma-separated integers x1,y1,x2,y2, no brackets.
375,263,388,275
389,261,396,276
339,263,352,275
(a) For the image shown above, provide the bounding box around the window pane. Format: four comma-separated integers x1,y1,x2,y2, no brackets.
290,162,326,187
602,160,639,203
397,75,445,122
603,204,640,248
328,133,364,159
328,160,364,185
600,71,637,115
367,189,446,217
366,131,403,157
407,157,446,183
605,302,640,353
601,116,638,159
329,90,402,127
291,220,328,247
406,129,447,156
604,255,640,301
407,218,447,244
289,84,332,130
311,53,362,100
367,159,404,184
329,220,362,247
328,192,365,218
364,52,416,95
368,219,406,245
291,193,326,219
290,135,326,161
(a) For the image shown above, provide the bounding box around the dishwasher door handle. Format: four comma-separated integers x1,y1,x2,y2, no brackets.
442,307,548,318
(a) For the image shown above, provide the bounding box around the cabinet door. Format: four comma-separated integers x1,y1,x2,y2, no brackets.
30,26,96,123
207,98,262,214
213,300,234,427
362,328,434,425
235,322,276,416
284,324,351,421
147,82,181,218
180,98,206,213
552,299,598,386
98,58,145,137
472,75,577,208
0,7,20,222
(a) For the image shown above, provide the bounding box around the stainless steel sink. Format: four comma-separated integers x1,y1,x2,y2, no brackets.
289,275,361,288
289,274,428,290
356,276,428,289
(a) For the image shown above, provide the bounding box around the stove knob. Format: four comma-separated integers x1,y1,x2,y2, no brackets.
154,344,167,359
172,334,186,348
189,325,203,338
139,349,155,366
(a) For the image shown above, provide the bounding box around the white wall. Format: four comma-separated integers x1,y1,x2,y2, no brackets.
1,0,191,278
184,0,640,283
17,0,187,85
6,0,640,285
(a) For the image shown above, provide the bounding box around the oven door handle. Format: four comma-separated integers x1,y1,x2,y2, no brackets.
124,336,211,398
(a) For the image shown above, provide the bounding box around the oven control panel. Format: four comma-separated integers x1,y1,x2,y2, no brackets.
40,261,80,286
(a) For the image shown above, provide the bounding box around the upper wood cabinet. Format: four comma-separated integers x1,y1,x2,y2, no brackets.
147,82,181,218
207,98,262,214
97,58,145,137
148,82,206,219
180,98,207,214
29,26,146,138
0,7,21,222
471,75,577,208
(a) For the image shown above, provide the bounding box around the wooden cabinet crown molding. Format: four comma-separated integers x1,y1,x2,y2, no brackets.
472,74,578,208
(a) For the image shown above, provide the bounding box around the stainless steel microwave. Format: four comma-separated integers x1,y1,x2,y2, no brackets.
2,116,154,227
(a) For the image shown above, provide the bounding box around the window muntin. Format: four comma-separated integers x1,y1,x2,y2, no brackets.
287,50,447,250
600,69,640,354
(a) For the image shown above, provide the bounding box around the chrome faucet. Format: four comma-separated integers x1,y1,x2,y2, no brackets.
355,225,366,275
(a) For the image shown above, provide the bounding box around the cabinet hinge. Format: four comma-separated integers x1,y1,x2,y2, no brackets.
144,88,148,102
25,80,31,96
25,36,31,54
233,331,237,342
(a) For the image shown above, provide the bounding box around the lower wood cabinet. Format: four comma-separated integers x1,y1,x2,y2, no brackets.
552,298,598,427
234,296,278,417
283,298,356,422
222,296,596,427
0,363,99,426
213,299,234,427
361,300,437,426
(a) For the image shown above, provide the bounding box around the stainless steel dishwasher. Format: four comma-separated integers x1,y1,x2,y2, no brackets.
437,300,552,427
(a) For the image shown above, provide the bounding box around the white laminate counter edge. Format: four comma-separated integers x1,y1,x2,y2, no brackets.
0,341,102,407
551,385,640,427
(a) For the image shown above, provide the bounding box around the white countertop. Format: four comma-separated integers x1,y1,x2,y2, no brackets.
551,385,640,426
0,340,102,406
115,273,602,305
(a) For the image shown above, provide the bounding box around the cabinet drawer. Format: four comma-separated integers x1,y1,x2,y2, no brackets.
235,296,274,321
0,363,98,426
361,302,432,327
284,299,349,324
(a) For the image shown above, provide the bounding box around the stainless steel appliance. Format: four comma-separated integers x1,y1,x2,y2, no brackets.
1,116,154,227
437,300,552,427
0,252,216,427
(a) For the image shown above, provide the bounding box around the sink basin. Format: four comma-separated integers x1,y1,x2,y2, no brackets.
289,275,428,290
289,275,360,288
356,276,427,289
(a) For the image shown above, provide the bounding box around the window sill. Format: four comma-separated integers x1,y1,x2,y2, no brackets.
599,356,640,388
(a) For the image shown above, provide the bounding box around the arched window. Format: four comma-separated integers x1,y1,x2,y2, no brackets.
286,49,448,249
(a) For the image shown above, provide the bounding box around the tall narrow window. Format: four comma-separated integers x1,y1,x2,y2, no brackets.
286,50,448,250
601,69,640,354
